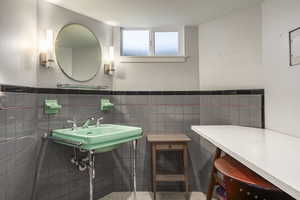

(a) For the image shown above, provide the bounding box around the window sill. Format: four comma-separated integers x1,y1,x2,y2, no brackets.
119,56,188,63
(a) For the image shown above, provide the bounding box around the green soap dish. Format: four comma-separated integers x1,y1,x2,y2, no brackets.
44,99,62,114
101,99,114,111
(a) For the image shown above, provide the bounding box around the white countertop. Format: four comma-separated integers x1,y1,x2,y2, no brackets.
191,125,300,199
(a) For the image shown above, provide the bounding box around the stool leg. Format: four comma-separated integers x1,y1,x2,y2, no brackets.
152,144,157,200
207,148,221,200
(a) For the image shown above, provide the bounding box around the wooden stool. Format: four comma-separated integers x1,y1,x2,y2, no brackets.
207,149,294,200
147,134,191,200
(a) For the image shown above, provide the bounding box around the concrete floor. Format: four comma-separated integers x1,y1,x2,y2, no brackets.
100,192,214,200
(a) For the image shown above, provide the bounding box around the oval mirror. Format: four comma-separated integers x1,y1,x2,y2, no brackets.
55,24,102,82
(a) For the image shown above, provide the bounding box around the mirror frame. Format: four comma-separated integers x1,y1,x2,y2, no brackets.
55,23,103,82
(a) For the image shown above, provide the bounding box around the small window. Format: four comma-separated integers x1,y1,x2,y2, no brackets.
122,30,150,56
154,32,179,56
121,28,182,57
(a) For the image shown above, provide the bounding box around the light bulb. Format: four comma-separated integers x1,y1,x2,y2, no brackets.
46,29,54,51
109,46,114,62
39,39,48,53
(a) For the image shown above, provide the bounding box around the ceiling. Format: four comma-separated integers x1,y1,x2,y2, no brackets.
46,0,263,27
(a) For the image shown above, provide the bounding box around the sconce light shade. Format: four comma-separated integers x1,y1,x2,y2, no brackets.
109,46,114,62
39,39,48,53
104,46,115,75
46,30,54,50
40,29,55,68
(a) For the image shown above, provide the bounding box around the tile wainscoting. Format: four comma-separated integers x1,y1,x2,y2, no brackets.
0,92,114,200
0,86,264,200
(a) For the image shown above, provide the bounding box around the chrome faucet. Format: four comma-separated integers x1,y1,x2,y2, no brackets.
67,120,77,130
96,117,104,127
82,117,95,128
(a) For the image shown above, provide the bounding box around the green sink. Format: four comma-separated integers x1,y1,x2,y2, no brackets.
49,124,143,153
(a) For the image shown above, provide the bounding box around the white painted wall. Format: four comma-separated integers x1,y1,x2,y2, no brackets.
263,0,300,137
37,0,113,89
0,0,199,91
0,0,37,87
113,26,199,91
198,4,263,90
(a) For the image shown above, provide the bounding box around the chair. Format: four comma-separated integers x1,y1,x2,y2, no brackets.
207,152,294,200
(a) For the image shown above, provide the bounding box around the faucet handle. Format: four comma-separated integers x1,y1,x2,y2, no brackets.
67,120,77,129
96,117,104,126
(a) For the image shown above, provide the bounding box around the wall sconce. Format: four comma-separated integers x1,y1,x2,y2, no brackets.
104,46,115,75
39,29,55,68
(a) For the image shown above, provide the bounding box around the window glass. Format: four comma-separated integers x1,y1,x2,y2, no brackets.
122,30,150,56
155,32,179,56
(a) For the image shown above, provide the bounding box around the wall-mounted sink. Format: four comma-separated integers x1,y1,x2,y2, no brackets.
49,124,143,153
47,123,142,200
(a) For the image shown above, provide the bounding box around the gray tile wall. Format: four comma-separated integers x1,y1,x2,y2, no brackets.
0,92,263,200
111,94,263,193
0,92,114,200
0,93,37,200
36,94,114,200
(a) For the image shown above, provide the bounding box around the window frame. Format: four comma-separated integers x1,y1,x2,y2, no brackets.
121,28,151,56
120,27,185,58
153,31,179,56
152,28,183,57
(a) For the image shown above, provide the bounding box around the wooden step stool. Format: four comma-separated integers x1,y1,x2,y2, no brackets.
147,134,191,200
